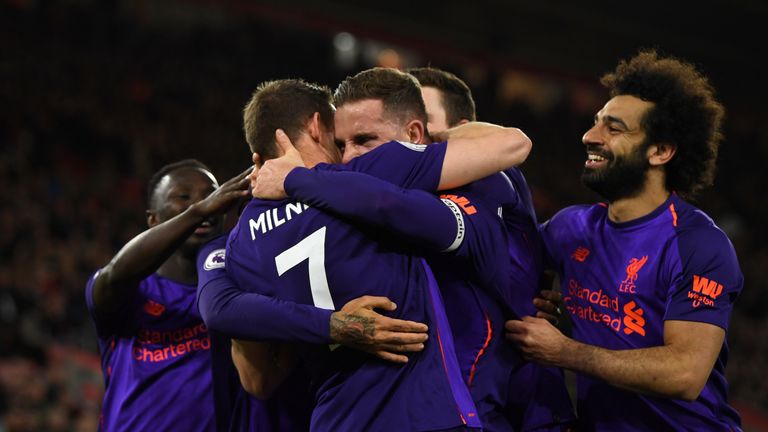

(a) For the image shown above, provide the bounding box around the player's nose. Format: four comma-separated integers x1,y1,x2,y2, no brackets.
582,124,602,146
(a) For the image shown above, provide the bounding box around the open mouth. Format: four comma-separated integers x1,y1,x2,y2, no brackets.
585,152,610,168
194,219,215,236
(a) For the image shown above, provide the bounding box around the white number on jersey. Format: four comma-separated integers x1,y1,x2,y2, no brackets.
274,226,335,310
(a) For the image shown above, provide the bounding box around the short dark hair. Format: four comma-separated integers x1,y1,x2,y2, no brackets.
147,159,212,208
601,49,725,198
333,67,428,126
243,79,334,160
407,67,476,125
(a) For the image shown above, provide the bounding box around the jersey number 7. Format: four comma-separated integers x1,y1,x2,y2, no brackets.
275,227,336,310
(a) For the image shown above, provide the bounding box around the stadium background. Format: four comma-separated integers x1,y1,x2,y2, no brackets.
1,0,765,430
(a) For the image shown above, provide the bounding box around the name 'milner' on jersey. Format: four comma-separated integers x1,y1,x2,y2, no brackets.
225,141,479,432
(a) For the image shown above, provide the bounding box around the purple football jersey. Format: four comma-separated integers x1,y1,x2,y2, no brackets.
290,146,575,431
226,141,479,431
429,170,575,431
540,194,742,431
85,272,215,432
197,235,313,432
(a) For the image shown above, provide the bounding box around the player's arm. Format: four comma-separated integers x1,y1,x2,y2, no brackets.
197,243,429,363
281,170,515,309
252,125,531,200
505,317,722,400
231,339,297,399
198,266,332,344
90,168,250,318
434,122,532,190
282,169,466,251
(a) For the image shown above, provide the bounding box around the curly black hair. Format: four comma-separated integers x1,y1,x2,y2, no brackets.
600,49,725,198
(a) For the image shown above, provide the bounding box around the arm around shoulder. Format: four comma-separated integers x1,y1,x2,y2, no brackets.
438,122,532,190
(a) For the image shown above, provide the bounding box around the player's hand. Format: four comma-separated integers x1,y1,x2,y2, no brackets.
252,129,305,200
330,296,429,364
192,166,251,217
505,316,570,366
249,153,261,194
533,289,563,325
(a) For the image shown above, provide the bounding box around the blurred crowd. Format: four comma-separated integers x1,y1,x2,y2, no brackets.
1,2,765,430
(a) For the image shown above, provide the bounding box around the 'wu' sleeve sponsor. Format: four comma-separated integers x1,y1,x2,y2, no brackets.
664,226,743,330
196,236,332,344
315,140,448,191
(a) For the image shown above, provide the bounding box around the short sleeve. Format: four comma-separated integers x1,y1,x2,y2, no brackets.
664,227,743,330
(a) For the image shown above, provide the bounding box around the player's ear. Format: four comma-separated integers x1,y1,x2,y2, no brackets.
405,119,425,144
647,142,677,166
307,112,322,143
146,209,158,228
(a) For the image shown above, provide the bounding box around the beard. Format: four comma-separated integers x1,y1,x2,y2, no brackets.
581,142,650,202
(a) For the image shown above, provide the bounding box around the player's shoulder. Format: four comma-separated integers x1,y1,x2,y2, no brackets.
392,140,430,152
450,172,517,209
672,197,728,240
672,197,719,231
198,234,227,273
357,140,431,162
367,139,445,159
671,197,738,261
540,203,606,244
549,202,604,226
500,167,529,187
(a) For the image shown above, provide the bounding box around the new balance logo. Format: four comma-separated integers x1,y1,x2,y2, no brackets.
622,301,645,336
571,247,590,262
691,275,723,300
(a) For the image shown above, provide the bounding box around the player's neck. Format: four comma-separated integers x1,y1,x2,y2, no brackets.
299,148,329,168
156,252,198,285
606,174,670,223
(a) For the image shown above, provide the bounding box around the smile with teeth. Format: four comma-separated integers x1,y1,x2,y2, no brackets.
585,153,609,166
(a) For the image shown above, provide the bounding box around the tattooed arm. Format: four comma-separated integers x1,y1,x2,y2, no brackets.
330,296,428,363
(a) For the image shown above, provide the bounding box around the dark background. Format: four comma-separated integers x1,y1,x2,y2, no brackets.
1,1,766,430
